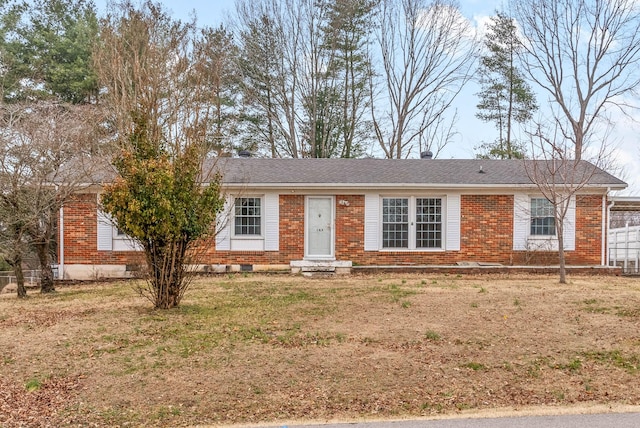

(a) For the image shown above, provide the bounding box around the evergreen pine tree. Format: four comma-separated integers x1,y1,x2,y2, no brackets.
475,12,537,159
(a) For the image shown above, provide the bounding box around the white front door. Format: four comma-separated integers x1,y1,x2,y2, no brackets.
306,197,334,259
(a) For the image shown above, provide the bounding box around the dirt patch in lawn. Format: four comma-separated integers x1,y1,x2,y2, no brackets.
1,273,640,427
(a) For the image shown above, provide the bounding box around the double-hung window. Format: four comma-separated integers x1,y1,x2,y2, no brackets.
382,198,409,248
530,198,555,236
416,198,442,248
382,197,443,249
97,211,140,251
234,197,262,236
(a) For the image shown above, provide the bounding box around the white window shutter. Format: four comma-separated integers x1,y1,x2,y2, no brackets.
445,194,461,251
364,194,379,251
513,193,530,250
563,195,576,251
264,193,279,251
215,196,232,251
97,211,113,251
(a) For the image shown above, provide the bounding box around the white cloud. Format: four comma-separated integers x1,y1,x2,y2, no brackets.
607,121,640,195
473,14,493,40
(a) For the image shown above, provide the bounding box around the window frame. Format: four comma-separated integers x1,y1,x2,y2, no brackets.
381,197,409,249
380,195,444,251
530,197,556,237
97,211,140,251
233,196,264,238
113,227,127,238
415,197,443,249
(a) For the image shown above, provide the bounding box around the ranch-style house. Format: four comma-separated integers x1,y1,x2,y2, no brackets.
57,158,626,279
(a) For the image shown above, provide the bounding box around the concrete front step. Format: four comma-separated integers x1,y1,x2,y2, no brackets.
290,260,352,275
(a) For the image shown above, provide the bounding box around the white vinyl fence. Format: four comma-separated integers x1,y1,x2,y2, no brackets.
609,225,640,274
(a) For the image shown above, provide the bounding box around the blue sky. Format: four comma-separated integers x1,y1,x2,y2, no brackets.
109,0,504,25
93,0,640,195
95,0,503,32
95,0,235,24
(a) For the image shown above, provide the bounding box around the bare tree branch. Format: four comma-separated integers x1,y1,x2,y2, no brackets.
513,0,640,159
524,120,613,283
373,0,478,158
0,101,104,294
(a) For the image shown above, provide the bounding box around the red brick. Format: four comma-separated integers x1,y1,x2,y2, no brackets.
61,193,607,267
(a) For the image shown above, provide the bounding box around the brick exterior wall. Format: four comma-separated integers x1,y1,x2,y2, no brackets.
460,194,513,263
62,193,143,265
61,192,606,269
510,194,604,266
201,194,306,265
570,194,604,264
335,195,365,261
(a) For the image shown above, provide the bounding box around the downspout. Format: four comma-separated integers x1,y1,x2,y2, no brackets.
603,188,615,266
59,206,64,280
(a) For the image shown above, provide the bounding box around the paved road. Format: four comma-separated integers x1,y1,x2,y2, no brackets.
282,412,640,428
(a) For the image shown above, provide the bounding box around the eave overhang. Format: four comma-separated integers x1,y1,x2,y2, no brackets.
218,182,625,192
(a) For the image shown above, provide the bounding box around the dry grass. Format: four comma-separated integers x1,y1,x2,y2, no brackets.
1,273,640,427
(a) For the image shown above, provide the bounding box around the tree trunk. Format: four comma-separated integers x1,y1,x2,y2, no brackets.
8,256,27,298
574,122,583,161
266,89,277,158
40,263,55,293
34,241,56,293
506,65,514,158
145,239,188,309
557,227,567,284
15,262,27,298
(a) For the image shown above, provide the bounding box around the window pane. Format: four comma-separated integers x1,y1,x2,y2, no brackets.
530,198,555,235
235,197,262,235
416,198,442,248
382,198,408,248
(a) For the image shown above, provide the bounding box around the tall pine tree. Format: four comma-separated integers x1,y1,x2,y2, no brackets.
475,12,537,159
322,0,377,158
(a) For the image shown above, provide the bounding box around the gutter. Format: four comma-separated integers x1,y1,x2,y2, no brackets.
220,183,626,192
59,206,64,280
604,188,615,266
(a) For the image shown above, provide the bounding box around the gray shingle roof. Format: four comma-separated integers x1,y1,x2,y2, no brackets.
209,158,626,189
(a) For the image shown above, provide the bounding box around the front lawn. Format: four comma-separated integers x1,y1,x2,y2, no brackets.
1,273,639,426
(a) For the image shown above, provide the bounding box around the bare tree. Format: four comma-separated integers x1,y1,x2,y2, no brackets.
525,123,612,283
0,107,31,297
513,0,640,160
373,0,477,158
0,220,28,296
0,102,101,295
295,0,338,158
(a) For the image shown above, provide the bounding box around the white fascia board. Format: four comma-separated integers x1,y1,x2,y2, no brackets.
222,183,526,190
221,183,623,192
